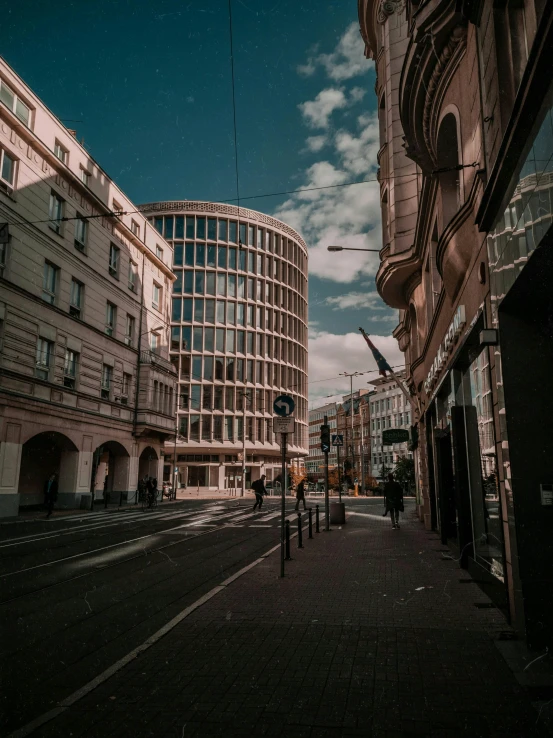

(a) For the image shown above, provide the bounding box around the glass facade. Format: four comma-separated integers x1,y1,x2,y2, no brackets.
142,203,309,486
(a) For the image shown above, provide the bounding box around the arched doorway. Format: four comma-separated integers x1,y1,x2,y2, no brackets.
91,441,130,506
19,432,78,508
138,446,159,483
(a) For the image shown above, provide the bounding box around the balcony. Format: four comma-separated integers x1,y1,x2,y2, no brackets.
140,350,176,375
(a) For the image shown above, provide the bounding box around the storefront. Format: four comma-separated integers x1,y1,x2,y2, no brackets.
424,308,508,613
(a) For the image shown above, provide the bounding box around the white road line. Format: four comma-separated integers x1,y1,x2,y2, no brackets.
257,511,281,521
248,525,272,528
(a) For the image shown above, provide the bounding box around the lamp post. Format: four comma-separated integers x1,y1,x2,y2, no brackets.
339,371,363,493
327,246,381,252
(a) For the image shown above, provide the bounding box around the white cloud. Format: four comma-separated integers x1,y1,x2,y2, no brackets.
298,23,372,82
298,88,348,129
325,291,385,311
308,330,404,404
350,86,367,103
304,135,328,153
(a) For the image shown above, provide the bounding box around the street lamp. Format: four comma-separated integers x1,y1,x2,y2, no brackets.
327,245,381,252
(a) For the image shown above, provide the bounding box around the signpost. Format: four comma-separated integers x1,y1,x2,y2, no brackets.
382,428,410,445
332,434,344,503
274,396,295,577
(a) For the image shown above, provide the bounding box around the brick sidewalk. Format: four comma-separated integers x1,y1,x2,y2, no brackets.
28,503,552,738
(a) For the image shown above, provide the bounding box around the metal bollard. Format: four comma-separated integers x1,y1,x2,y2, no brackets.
308,508,313,539
285,520,292,560
316,505,320,533
297,513,304,548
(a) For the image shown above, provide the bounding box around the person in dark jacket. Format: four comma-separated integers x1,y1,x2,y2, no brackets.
295,479,306,511
44,473,58,517
252,475,267,510
383,473,404,529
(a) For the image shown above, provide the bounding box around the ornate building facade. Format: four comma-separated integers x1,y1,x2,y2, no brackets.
140,202,309,491
359,0,553,649
0,60,176,516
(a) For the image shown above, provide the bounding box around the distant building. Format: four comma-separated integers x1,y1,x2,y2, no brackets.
336,390,371,490
307,403,338,484
0,59,176,517
368,373,411,480
139,201,309,492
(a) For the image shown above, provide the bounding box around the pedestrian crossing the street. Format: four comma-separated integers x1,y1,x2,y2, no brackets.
0,502,306,548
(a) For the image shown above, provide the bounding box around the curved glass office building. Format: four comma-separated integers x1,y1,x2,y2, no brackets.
140,201,309,491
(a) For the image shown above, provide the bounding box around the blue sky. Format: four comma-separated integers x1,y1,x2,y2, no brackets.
3,0,403,405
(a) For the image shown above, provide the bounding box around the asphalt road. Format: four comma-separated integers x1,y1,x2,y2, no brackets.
0,495,388,735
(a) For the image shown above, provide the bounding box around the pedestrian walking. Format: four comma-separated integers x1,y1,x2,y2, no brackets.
295,479,307,511
384,473,404,529
44,473,58,518
252,475,267,511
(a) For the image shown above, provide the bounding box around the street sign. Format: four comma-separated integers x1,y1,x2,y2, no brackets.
382,428,410,445
273,417,296,435
273,394,295,417
332,434,344,446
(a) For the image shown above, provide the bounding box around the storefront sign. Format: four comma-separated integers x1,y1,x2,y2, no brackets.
382,429,409,445
424,305,466,394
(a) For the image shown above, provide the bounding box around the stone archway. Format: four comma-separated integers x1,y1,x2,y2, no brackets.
19,431,79,508
91,440,131,506
138,446,159,482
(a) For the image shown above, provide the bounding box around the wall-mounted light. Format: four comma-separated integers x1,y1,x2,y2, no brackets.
479,329,498,346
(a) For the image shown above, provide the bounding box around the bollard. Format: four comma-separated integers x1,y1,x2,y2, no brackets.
285,520,292,560
104,492,109,509
308,507,313,539
316,505,320,533
297,513,304,548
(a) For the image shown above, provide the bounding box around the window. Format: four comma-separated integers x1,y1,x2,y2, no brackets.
125,314,135,346
54,141,68,164
101,364,113,399
0,148,15,188
0,80,30,126
36,338,54,380
156,244,163,260
112,200,123,215
130,220,140,237
42,262,58,304
122,373,131,401
74,214,87,250
69,278,83,318
80,168,90,186
63,349,78,389
106,302,116,337
152,282,162,310
109,243,120,277
128,260,138,292
150,332,160,353
48,191,64,234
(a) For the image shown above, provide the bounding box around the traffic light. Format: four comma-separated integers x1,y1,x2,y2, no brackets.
320,424,331,453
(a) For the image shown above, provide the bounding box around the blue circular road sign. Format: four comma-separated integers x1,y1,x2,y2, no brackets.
273,394,295,417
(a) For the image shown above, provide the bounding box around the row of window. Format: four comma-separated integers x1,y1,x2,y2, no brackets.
371,413,411,431
172,244,306,294
151,214,306,266
177,386,298,414
177,414,304,446
370,395,407,414
41,261,162,349
35,336,131,399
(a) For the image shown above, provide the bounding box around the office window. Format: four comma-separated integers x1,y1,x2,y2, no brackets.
109,243,120,278
80,168,90,186
106,302,116,337
36,338,54,380
128,260,138,291
156,245,163,260
69,278,83,319
125,314,135,346
150,331,160,353
74,214,87,250
48,191,64,234
101,364,113,399
152,282,162,310
63,349,78,389
54,141,68,164
130,220,140,237
0,148,15,187
42,262,58,304
0,79,31,126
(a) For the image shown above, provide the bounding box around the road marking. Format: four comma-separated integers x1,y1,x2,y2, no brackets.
6,529,304,738
257,511,281,521
249,525,272,528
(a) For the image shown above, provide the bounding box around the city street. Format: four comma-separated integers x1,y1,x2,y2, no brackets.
2,498,552,737
0,496,308,735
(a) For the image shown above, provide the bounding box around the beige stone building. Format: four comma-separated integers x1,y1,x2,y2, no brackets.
0,59,176,517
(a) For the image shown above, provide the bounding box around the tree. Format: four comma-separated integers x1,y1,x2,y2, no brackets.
328,468,340,489
288,466,306,490
394,456,415,493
